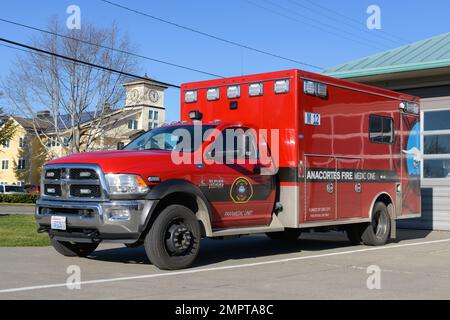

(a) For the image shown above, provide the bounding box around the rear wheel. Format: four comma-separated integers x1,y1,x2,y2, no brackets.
50,237,99,257
266,229,302,242
361,202,391,246
345,224,365,245
144,205,201,270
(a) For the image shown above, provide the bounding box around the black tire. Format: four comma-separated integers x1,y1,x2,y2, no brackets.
144,205,201,270
345,224,365,245
266,229,302,242
50,237,99,257
361,202,391,246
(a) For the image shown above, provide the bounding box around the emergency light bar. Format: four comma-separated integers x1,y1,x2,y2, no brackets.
316,83,328,98
227,85,241,99
185,90,197,103
304,80,328,98
304,81,316,95
207,88,220,101
274,80,290,94
249,82,264,97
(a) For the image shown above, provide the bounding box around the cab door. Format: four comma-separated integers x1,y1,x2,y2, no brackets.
199,127,276,229
305,156,337,221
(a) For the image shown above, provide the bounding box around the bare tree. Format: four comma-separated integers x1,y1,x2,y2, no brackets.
0,106,17,148
1,18,139,155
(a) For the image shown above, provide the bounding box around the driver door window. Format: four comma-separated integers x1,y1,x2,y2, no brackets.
208,127,259,163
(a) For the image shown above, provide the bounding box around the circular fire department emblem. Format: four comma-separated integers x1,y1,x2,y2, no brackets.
230,177,253,204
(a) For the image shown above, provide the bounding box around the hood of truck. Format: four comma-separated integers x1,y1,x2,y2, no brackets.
46,150,176,175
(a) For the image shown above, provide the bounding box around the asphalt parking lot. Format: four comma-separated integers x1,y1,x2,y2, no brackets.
0,229,449,300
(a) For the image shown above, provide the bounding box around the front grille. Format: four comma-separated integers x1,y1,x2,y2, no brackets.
44,184,62,197
70,185,101,198
43,166,104,200
45,169,62,180
70,168,98,180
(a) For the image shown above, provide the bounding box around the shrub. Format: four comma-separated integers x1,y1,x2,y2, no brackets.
0,194,40,204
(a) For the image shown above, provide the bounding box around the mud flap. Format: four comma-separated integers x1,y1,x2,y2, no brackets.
388,203,396,239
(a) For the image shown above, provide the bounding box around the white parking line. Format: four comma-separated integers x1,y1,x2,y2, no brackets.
1,238,450,294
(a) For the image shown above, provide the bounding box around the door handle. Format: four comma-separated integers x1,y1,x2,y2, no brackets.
355,183,362,193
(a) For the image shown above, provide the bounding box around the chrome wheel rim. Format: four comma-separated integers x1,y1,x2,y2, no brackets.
373,210,388,239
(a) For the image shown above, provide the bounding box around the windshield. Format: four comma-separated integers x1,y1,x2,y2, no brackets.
5,186,24,193
124,125,217,152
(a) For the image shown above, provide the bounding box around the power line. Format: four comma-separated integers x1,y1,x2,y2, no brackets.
99,0,323,70
0,18,224,78
287,0,404,46
264,0,391,49
246,0,388,51
0,37,180,88
300,0,410,44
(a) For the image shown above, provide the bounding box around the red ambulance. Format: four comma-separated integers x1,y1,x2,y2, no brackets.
36,69,421,270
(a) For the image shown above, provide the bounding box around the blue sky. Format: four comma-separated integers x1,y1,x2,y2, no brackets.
0,0,449,121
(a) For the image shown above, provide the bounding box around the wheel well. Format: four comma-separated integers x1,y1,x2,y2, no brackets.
141,192,207,239
372,193,395,221
376,193,393,208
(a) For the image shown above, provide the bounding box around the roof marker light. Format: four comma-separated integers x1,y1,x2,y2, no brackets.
207,88,220,101
185,90,197,103
227,85,241,99
275,80,290,94
249,82,264,97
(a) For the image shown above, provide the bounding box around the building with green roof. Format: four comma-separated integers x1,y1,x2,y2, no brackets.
324,32,450,231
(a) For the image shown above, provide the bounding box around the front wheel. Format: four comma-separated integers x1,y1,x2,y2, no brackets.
50,238,99,257
361,202,391,246
144,205,201,270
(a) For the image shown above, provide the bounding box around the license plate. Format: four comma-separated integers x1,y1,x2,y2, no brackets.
51,216,67,231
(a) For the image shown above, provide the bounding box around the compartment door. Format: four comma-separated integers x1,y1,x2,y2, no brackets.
337,158,362,219
305,156,337,221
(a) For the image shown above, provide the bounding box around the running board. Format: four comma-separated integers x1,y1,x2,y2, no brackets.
211,215,285,237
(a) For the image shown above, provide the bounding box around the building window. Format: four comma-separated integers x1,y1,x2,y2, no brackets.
423,109,450,179
19,137,25,148
1,160,9,170
369,115,394,144
46,137,60,148
18,158,26,170
128,119,138,130
149,110,159,129
2,140,10,149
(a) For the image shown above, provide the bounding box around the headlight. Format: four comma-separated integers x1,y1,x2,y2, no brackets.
105,174,149,195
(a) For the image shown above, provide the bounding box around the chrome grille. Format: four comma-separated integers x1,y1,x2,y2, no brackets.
70,185,101,198
42,165,107,201
44,184,62,197
45,169,62,180
70,168,99,180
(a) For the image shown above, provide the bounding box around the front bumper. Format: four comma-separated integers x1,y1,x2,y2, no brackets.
35,199,157,243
